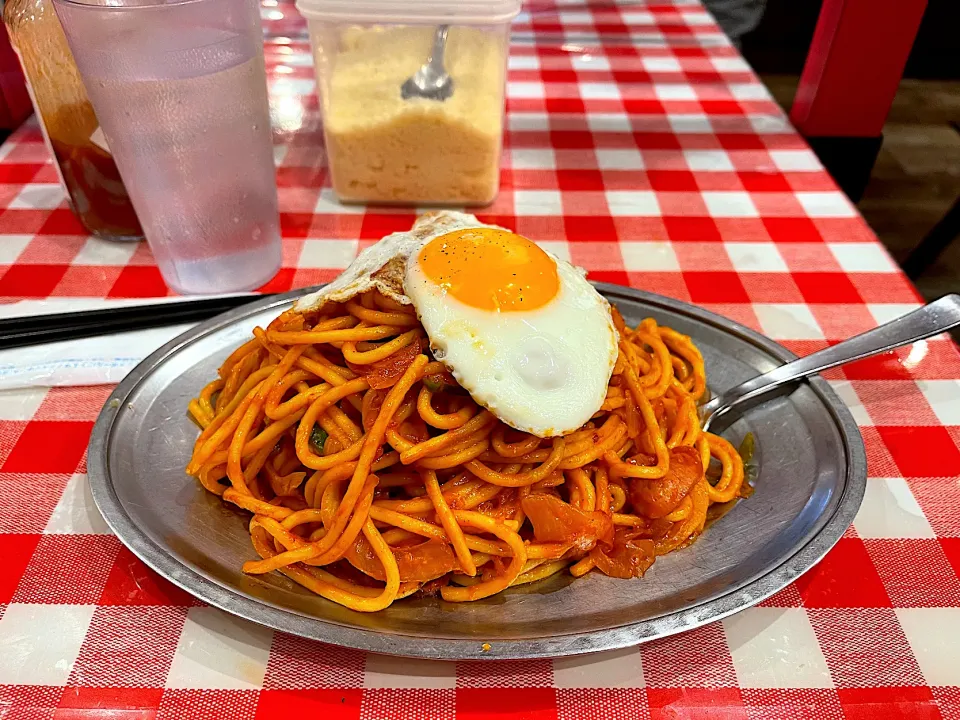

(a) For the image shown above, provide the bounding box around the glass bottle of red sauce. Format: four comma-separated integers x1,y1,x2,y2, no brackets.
4,0,142,240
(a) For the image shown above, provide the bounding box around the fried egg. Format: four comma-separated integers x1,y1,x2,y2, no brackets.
296,211,619,437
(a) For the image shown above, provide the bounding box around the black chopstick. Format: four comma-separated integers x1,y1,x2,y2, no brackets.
0,294,278,350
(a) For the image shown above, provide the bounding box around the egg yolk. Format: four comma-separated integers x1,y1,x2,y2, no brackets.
417,228,560,311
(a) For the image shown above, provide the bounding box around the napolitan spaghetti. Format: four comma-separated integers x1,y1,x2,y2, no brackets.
185,290,748,612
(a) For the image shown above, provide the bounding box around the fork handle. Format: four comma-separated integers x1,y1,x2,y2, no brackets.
702,294,960,429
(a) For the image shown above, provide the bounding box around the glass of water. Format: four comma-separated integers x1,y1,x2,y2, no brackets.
53,0,281,295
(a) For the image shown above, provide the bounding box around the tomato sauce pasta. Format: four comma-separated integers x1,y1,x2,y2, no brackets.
186,290,747,611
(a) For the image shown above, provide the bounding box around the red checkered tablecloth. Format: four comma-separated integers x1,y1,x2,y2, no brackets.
2,1,960,718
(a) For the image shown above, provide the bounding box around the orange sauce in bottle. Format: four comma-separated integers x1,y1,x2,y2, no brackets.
4,0,142,239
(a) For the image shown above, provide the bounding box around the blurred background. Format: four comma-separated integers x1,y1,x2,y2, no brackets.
739,0,959,301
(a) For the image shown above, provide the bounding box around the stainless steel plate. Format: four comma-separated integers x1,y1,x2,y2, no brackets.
88,285,866,660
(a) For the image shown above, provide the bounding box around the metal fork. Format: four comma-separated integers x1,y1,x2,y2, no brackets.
701,294,960,432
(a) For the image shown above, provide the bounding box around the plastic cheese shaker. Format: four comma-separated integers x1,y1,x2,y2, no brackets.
294,0,521,206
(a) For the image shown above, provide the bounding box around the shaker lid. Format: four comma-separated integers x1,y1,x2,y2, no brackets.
294,0,522,25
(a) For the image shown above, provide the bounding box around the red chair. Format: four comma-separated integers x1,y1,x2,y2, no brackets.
789,0,928,202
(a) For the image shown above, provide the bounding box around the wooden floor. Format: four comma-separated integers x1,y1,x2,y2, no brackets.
762,76,960,301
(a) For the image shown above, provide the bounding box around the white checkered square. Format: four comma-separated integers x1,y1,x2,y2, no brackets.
537,241,571,262
553,648,644,688
769,150,821,171
271,78,314,96
9,184,66,210
364,655,456,689
507,55,540,70
854,478,936,539
557,10,594,24
684,149,734,171
620,241,679,271
917,379,960,426
0,387,47,420
827,243,898,273
0,604,96,685
867,304,922,326
298,239,358,269
797,192,857,218
596,148,644,170
508,82,546,99
586,113,632,133
724,608,833,688
72,236,141,266
642,57,682,72
654,83,697,100
828,380,872,427
571,54,611,71
754,304,825,340
165,608,272,690
44,473,111,535
668,114,713,134
514,190,564,215
605,190,661,217
724,242,788,272
749,114,792,134
711,57,751,71
681,10,715,25
729,83,770,100
510,148,556,170
621,10,656,24
0,234,33,263
897,608,960,686
702,191,759,217
695,32,730,46
580,83,622,100
508,113,551,131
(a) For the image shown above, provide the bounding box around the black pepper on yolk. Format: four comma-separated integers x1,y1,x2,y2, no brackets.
417,228,560,312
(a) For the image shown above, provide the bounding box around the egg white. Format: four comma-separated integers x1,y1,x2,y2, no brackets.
295,211,619,438
404,239,618,437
